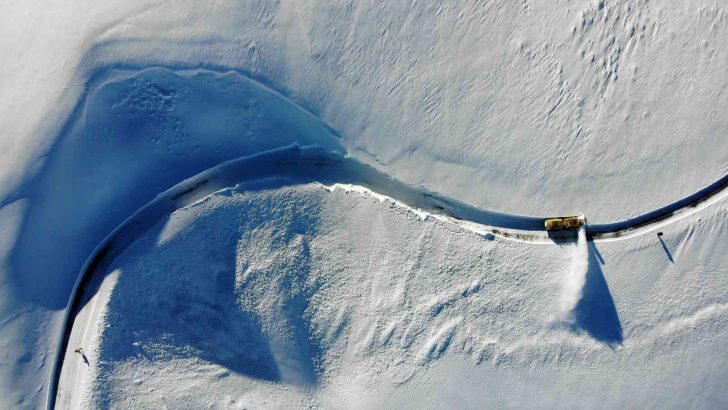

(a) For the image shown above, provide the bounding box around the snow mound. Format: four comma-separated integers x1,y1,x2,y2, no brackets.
59,182,728,409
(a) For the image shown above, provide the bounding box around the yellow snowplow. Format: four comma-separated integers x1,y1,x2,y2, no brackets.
544,216,585,231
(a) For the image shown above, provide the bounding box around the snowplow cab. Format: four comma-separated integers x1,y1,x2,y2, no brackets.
545,216,584,231
544,218,564,231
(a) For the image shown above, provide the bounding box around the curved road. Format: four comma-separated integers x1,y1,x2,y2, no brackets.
49,144,728,408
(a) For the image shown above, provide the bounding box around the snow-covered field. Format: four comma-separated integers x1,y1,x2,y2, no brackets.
1,0,727,408
57,182,727,408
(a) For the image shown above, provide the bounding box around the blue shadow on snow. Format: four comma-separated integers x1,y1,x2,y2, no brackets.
571,242,623,347
658,236,675,264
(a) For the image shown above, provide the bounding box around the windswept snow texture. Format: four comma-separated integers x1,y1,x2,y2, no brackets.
59,183,728,409
2,1,728,407
3,1,728,223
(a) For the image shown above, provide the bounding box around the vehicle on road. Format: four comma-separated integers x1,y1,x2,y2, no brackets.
544,216,585,231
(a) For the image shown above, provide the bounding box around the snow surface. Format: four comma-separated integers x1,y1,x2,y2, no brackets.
1,0,728,407
3,1,728,220
57,182,727,408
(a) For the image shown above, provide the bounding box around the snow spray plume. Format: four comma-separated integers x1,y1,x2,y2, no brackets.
558,225,588,323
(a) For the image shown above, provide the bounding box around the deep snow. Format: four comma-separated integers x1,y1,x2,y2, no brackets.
57,182,727,408
1,1,728,408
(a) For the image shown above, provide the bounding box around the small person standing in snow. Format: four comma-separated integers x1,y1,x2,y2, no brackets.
74,347,89,366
